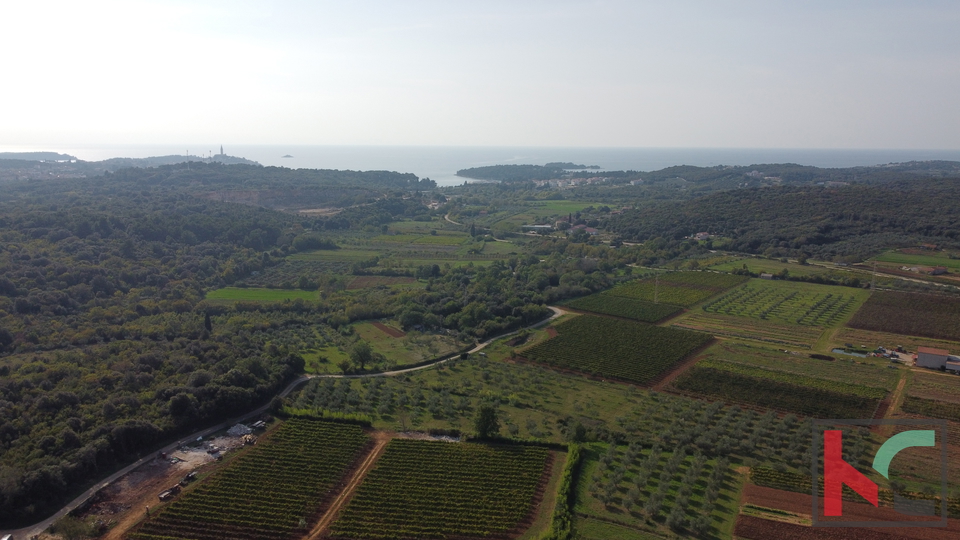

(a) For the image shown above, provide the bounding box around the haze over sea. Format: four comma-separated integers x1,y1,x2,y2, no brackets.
5,144,960,187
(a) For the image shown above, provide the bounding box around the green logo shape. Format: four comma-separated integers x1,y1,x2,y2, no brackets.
872,430,935,479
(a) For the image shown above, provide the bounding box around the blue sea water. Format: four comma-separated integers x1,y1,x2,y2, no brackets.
5,144,960,187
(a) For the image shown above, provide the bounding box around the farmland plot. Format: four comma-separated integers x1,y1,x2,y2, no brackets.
847,291,960,342
606,272,747,307
129,419,369,540
702,280,868,327
520,316,713,385
672,312,824,348
328,439,550,539
564,294,682,322
670,366,883,418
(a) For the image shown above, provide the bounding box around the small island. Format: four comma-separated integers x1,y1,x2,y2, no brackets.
282,154,294,158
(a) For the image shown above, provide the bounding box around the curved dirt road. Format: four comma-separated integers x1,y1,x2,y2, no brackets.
1,306,565,539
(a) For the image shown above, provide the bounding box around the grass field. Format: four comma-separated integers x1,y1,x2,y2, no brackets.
352,322,466,366
872,250,960,271
698,341,899,391
702,279,869,327
290,248,380,262
520,315,712,385
671,312,824,349
373,233,469,245
709,258,838,278
329,439,550,539
205,287,318,302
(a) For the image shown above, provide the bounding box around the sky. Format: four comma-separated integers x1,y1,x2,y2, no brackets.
3,0,959,149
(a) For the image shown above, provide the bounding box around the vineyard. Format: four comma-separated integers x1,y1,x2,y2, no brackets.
328,439,550,539
672,312,824,348
847,291,960,342
702,280,868,327
129,419,369,540
520,316,713,385
564,294,681,322
670,367,883,418
604,272,747,307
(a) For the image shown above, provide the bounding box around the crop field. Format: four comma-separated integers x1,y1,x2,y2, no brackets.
694,342,900,391
328,439,550,539
671,312,824,348
670,366,883,418
130,419,369,540
564,294,682,322
907,371,960,404
519,315,712,385
847,291,960,342
605,272,748,307
702,280,868,327
349,322,466,366
205,287,318,303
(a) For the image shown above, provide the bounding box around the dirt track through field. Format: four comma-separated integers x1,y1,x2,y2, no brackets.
305,434,391,540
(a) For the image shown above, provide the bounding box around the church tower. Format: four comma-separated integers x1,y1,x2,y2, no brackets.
220,145,224,156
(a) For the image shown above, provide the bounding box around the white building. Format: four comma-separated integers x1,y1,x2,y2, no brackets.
916,346,960,371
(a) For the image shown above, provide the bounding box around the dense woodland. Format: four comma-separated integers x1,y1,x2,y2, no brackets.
2,159,960,527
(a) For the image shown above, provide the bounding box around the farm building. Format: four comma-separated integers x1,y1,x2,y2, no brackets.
522,224,553,232
915,346,960,371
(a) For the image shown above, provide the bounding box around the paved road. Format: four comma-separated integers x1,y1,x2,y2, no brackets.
0,307,564,539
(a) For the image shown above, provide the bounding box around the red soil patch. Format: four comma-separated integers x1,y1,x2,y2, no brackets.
545,327,559,338
741,484,960,539
372,322,405,338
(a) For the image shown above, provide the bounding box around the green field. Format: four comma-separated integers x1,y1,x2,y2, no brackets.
604,272,747,308
205,287,319,302
702,279,869,327
709,258,836,277
520,315,712,385
373,233,469,245
693,341,899,391
290,248,379,262
671,366,883,418
329,440,550,539
130,419,369,540
564,295,682,322
873,250,960,271
671,312,824,349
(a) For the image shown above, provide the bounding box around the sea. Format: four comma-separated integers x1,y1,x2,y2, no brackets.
4,144,960,187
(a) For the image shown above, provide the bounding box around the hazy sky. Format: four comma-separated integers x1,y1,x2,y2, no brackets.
3,1,959,149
